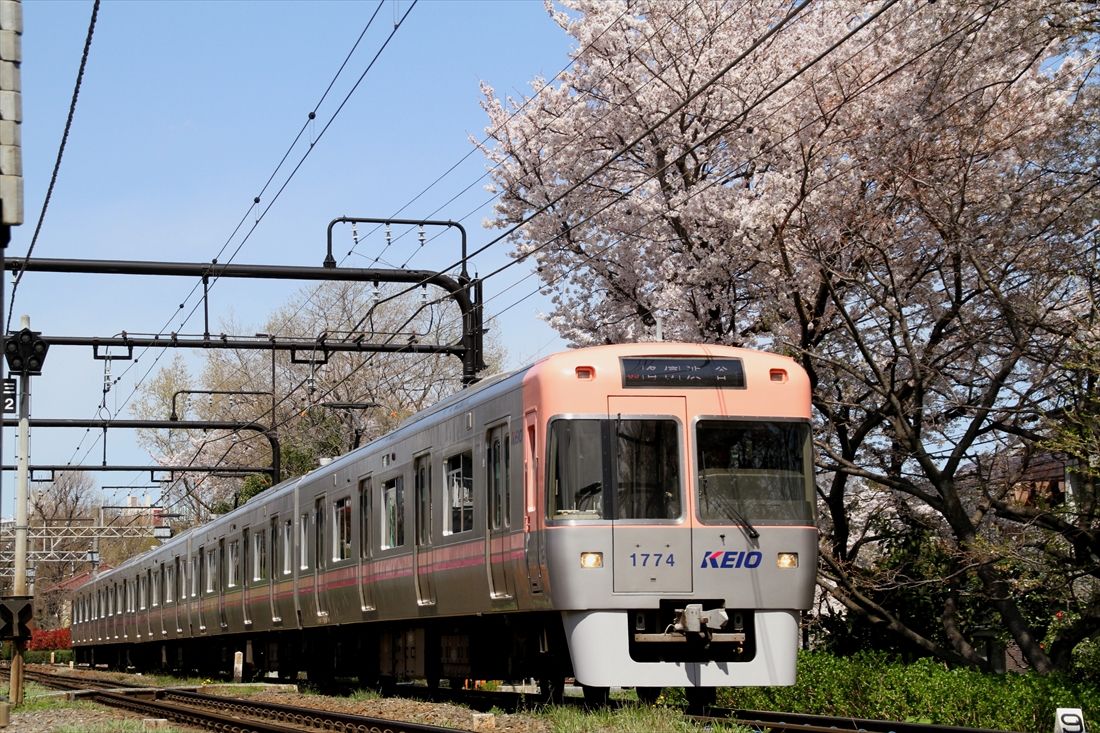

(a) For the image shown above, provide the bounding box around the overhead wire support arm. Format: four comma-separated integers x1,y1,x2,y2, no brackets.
0,417,282,483
4,255,484,384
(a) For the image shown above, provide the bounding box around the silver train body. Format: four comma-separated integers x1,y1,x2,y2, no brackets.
73,343,817,690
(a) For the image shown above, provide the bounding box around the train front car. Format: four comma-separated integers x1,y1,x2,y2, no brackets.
527,343,817,697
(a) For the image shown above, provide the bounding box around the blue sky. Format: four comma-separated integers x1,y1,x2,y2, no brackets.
3,0,572,516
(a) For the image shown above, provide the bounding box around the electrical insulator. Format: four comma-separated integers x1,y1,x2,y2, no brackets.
352,224,360,247
421,284,428,303
372,281,380,303
418,224,425,247
384,223,391,248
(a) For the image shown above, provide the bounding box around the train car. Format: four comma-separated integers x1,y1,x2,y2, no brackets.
72,343,817,703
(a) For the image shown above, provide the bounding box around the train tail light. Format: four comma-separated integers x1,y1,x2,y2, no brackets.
579,552,604,569
777,552,799,569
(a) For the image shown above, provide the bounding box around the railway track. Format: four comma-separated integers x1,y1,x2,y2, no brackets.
14,667,474,733
17,665,1017,733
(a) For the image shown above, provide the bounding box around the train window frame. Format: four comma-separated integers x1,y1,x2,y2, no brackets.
443,449,474,536
300,513,310,570
333,496,353,562
228,540,240,588
165,562,175,604
487,422,511,530
282,519,293,575
314,496,327,572
380,474,405,551
139,573,147,610
414,453,432,546
151,569,159,607
190,555,198,598
694,416,815,526
358,476,371,560
205,547,217,593
253,528,268,581
544,415,684,523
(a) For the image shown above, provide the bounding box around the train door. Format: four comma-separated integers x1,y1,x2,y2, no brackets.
414,454,436,606
313,495,328,618
357,476,375,612
486,422,515,600
524,410,544,594
606,396,692,593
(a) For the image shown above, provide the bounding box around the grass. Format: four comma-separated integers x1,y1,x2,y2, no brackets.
540,704,749,733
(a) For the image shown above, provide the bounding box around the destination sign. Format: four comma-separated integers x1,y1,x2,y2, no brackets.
621,357,746,389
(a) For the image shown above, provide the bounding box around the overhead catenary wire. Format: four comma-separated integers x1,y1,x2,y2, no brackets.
58,3,414,469
149,0,925,518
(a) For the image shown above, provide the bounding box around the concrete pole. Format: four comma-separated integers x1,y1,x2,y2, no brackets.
10,314,30,706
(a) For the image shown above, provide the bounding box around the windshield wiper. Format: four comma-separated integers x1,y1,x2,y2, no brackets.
700,456,759,540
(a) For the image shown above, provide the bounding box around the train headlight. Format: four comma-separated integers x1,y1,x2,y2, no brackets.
579,552,604,569
777,552,799,569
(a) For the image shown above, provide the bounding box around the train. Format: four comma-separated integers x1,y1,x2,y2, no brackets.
71,342,818,705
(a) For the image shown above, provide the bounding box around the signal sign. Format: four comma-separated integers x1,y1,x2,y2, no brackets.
2,377,13,413
3,328,48,375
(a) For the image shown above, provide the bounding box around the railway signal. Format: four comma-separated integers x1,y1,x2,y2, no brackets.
3,326,47,374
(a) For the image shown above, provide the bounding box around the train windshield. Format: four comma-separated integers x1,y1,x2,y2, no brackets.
696,420,814,524
548,418,681,520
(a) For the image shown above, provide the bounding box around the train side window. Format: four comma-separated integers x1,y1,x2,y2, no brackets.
358,477,371,559
242,529,250,587
283,520,293,574
444,451,473,535
139,574,147,610
488,424,510,529
381,475,405,549
315,497,327,570
206,548,217,593
333,496,352,561
254,529,268,581
166,563,175,603
228,540,240,588
300,513,310,570
190,556,198,598
415,454,432,545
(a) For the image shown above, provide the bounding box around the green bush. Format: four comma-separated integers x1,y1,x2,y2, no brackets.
717,651,1099,733
23,649,74,664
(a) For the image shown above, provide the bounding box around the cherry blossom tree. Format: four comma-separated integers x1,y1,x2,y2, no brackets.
482,0,1099,672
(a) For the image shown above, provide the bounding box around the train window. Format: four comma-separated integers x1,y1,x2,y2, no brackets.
613,419,681,519
127,580,134,612
547,418,682,520
488,425,510,529
139,574,147,610
444,451,473,535
381,476,405,549
414,455,432,545
166,563,175,603
315,498,327,570
283,519,293,574
190,556,198,598
358,477,371,559
254,529,268,581
228,541,240,587
300,513,310,570
333,497,352,561
206,548,217,593
696,420,814,524
153,570,160,607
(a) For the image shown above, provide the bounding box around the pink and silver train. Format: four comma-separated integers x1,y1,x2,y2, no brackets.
72,343,817,703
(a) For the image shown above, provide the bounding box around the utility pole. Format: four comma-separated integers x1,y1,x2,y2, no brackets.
3,315,46,707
